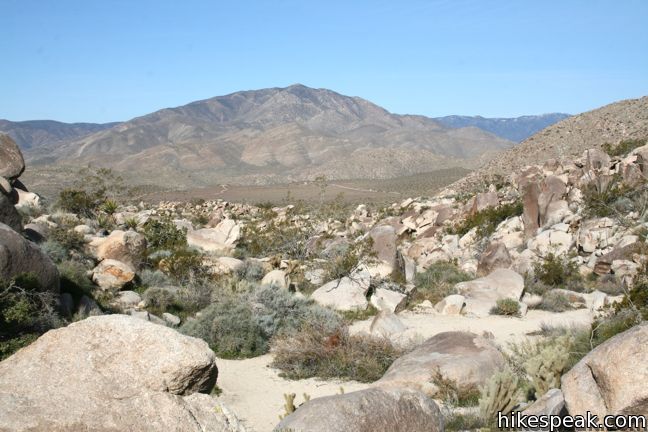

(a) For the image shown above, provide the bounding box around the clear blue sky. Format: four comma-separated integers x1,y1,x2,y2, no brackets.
2,0,647,123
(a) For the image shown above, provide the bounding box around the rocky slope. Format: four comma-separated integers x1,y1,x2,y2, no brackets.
434,113,570,142
453,95,648,192
25,85,513,187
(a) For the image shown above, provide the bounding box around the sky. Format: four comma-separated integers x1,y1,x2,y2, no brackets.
1,0,647,123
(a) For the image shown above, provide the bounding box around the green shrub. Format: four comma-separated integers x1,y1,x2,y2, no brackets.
490,298,521,317
450,201,523,238
57,189,96,217
0,274,61,360
271,323,402,382
181,284,341,359
157,249,206,283
411,262,472,306
236,259,266,282
143,286,183,317
444,411,487,431
430,368,480,407
321,238,374,282
57,260,95,301
56,167,125,217
602,138,646,157
236,214,313,260
48,227,87,255
532,253,582,289
143,219,187,250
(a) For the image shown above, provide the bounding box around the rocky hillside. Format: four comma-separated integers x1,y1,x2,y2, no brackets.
0,119,117,151
454,96,648,192
2,132,648,431
25,85,513,187
434,113,570,142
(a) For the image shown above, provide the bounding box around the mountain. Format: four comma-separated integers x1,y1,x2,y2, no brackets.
27,84,514,188
451,96,648,192
434,113,570,142
0,120,119,150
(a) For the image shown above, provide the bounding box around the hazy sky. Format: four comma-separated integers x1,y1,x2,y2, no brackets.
2,0,647,122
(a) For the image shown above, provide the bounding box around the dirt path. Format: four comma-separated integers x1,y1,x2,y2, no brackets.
215,308,592,431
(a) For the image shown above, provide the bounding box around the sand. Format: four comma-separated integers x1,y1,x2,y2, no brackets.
216,308,593,431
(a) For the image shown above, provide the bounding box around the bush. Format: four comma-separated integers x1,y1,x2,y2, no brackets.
271,323,402,382
156,249,206,283
431,368,480,407
411,262,472,306
532,253,582,290
537,290,573,312
236,259,265,282
0,274,61,360
602,138,646,157
143,219,187,251
322,238,374,282
236,213,313,261
56,167,125,217
490,298,521,317
57,189,96,217
48,227,87,255
450,201,523,238
181,284,341,359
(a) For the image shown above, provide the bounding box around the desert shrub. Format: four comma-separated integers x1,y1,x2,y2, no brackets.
57,260,95,301
479,367,524,420
236,259,265,281
271,323,402,382
143,286,183,317
532,253,582,290
143,219,187,250
602,138,646,157
490,298,521,317
431,368,480,407
450,201,523,237
181,284,341,359
156,249,206,283
138,269,172,288
322,238,374,282
411,262,471,306
339,304,378,322
0,274,61,360
536,290,573,312
56,167,125,217
444,411,486,431
48,227,87,255
236,212,313,260
41,240,69,263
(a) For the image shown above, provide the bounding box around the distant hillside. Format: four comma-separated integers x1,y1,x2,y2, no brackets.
434,113,570,142
0,120,118,150
450,96,648,192
27,84,514,188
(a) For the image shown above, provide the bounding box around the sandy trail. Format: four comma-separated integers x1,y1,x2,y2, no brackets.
216,308,592,431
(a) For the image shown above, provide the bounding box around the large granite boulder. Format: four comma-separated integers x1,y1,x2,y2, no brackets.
0,223,59,292
477,241,512,276
0,134,25,180
91,259,136,292
377,331,506,397
187,219,241,253
368,225,398,277
310,267,371,311
561,323,648,420
0,192,22,232
0,315,244,432
454,268,524,317
274,387,443,432
94,229,147,268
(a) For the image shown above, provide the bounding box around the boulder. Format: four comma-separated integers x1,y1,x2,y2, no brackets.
0,192,22,232
561,323,648,420
470,191,499,214
187,219,240,253
368,225,398,276
522,182,541,238
261,269,290,290
0,223,59,292
111,290,143,310
95,230,147,268
370,287,407,313
91,259,135,291
274,387,443,432
0,134,25,180
0,315,244,432
522,388,566,417
454,269,524,317
477,241,512,276
377,331,506,397
14,188,41,212
529,229,574,256
434,294,466,315
369,310,407,338
310,267,371,312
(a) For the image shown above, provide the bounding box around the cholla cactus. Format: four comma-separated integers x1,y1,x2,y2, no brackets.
524,335,572,396
279,393,296,420
479,367,524,419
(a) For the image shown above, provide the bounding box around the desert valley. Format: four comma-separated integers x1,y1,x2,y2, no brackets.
1,87,647,431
